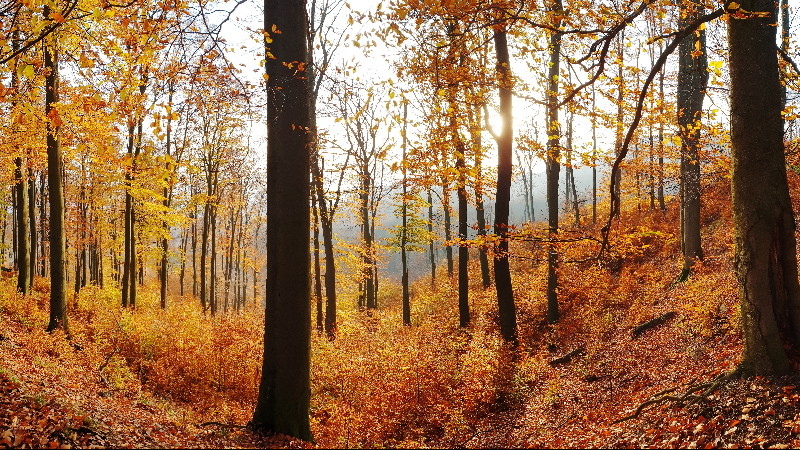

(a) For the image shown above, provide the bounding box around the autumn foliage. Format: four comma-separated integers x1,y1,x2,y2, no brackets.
5,166,796,447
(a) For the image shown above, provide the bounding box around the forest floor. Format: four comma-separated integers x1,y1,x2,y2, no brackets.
5,187,800,448
0,315,307,449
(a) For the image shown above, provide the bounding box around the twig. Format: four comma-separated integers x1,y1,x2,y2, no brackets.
198,421,249,429
612,368,740,424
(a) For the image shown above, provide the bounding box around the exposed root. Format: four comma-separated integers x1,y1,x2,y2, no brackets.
612,368,741,424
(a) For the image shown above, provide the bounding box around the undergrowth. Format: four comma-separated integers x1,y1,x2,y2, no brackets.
0,182,747,448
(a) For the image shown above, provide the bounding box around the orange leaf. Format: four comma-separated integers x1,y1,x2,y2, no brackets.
50,12,65,23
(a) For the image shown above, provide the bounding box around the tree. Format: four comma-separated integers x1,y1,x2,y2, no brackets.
251,0,313,440
728,0,800,376
492,25,517,343
44,15,67,334
677,0,707,279
544,0,563,324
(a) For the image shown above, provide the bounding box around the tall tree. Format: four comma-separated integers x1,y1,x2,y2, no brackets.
492,26,517,343
11,32,30,295
251,0,313,440
728,0,800,375
401,101,411,326
44,16,67,333
545,0,563,323
677,0,708,279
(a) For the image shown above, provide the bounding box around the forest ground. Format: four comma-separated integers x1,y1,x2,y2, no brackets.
4,180,800,448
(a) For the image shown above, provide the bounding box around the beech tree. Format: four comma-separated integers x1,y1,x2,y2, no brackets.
492,24,517,343
44,15,67,333
728,0,800,376
677,0,707,279
251,0,313,440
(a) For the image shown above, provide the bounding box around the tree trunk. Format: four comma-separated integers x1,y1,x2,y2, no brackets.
11,36,30,295
678,0,707,276
472,104,492,288
44,27,67,333
729,0,800,376
210,204,218,315
14,159,29,295
251,0,313,440
361,173,376,310
493,28,517,343
28,170,36,289
427,188,436,288
545,0,563,324
613,30,625,218
312,193,323,331
591,87,598,224
200,202,210,313
401,102,411,326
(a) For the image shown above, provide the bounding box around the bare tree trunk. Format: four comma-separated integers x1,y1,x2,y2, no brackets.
44,27,67,333
730,0,800,376
613,30,625,218
427,188,436,288
14,158,29,295
401,102,411,326
545,0,563,324
678,0,707,278
493,28,517,342
465,96,491,288
251,0,313,438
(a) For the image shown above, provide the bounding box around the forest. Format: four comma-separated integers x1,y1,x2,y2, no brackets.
1,0,800,447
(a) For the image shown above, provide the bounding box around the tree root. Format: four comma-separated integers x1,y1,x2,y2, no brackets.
612,368,741,424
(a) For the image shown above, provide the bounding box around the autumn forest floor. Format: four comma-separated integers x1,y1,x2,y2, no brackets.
4,178,800,448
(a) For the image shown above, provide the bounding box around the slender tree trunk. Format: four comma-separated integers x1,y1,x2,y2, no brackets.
361,174,375,309
211,205,218,315
122,126,134,307
11,36,29,295
427,188,436,288
466,97,491,288
312,193,323,331
591,87,598,224
14,159,29,295
401,102,411,326
545,0,563,324
200,202,210,313
613,30,625,218
566,109,579,227
159,89,175,309
28,170,36,289
443,181,453,278
493,28,517,342
39,175,47,277
44,27,67,333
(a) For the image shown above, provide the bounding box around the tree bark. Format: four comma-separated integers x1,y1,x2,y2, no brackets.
729,0,800,376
